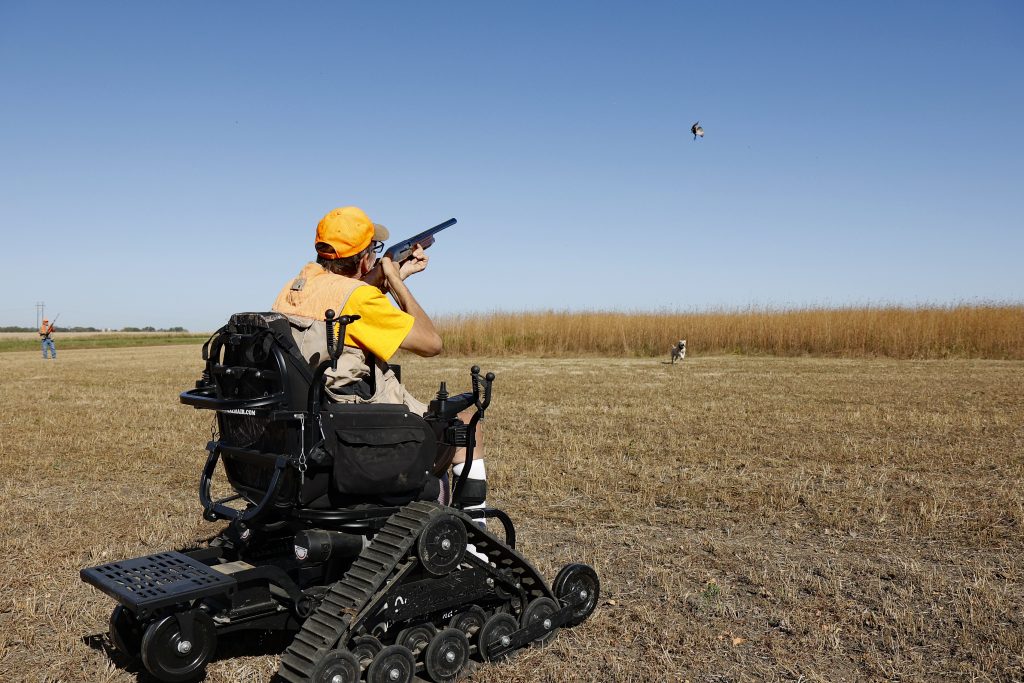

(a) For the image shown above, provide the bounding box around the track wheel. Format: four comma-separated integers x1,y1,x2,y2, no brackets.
552,563,600,626
109,605,143,658
424,627,470,683
520,596,560,646
477,612,519,662
350,634,383,667
140,611,217,682
311,649,360,683
367,644,416,683
448,605,487,636
416,513,467,576
396,622,437,656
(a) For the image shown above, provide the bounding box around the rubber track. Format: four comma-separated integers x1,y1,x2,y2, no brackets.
277,501,552,682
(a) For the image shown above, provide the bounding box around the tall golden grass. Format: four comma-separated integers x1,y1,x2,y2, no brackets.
437,304,1024,359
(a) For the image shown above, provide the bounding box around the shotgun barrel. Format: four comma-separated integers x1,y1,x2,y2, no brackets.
384,218,457,263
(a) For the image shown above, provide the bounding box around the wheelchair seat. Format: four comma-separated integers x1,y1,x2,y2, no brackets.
180,312,440,524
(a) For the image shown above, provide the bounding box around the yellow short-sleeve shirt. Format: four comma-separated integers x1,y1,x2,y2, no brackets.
340,286,414,362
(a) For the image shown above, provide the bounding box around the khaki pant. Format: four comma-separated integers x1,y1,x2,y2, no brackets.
330,365,428,416
281,313,428,416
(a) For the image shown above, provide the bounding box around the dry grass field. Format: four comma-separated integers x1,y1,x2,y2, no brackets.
0,346,1021,682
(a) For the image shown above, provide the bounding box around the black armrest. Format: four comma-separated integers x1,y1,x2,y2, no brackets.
180,386,287,411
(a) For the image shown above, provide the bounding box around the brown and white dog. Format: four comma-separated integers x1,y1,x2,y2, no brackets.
670,339,687,364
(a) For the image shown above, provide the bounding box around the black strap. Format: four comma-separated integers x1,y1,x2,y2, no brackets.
201,325,227,361
366,351,379,397
264,318,315,384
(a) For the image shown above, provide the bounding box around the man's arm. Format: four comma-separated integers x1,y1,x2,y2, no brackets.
381,253,442,357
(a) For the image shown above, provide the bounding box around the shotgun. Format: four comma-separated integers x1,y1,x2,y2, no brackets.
384,218,457,263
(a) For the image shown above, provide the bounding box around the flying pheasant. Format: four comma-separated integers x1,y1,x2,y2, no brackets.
691,121,704,140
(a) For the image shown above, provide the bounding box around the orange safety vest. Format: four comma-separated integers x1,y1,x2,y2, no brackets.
271,263,419,410
272,262,364,321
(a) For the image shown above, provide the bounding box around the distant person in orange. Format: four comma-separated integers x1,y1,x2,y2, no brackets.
272,206,487,505
39,319,56,359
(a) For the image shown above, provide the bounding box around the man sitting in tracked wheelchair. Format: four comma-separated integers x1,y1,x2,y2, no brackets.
80,207,599,683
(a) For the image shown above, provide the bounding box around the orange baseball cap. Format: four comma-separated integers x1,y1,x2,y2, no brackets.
314,206,389,259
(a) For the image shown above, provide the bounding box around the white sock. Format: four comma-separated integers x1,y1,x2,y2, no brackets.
452,459,486,479
454,460,489,561
453,460,487,517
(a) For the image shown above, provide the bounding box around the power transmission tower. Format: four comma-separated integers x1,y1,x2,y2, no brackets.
35,302,45,329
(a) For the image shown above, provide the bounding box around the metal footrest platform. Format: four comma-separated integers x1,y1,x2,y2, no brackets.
80,551,236,614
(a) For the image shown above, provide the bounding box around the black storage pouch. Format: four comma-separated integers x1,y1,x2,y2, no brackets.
323,405,436,497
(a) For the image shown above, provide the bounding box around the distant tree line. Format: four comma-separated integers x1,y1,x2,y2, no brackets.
119,326,189,332
0,325,189,332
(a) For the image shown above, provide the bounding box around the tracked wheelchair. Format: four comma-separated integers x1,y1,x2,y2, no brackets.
81,311,599,683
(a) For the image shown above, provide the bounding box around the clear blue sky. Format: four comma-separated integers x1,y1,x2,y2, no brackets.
1,1,1021,331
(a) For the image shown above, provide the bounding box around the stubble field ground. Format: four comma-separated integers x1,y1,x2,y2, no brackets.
0,346,1021,682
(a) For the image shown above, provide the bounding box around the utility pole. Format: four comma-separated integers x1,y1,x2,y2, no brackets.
35,301,45,330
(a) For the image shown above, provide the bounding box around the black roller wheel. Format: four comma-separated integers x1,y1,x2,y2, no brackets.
416,513,467,576
109,605,143,658
477,612,519,662
552,563,600,627
520,596,560,646
395,622,437,656
140,611,217,683
311,648,360,683
350,634,383,667
448,605,487,636
366,644,416,683
424,627,470,683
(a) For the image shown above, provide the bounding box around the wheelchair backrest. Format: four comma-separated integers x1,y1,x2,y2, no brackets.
203,312,313,412
182,312,442,520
